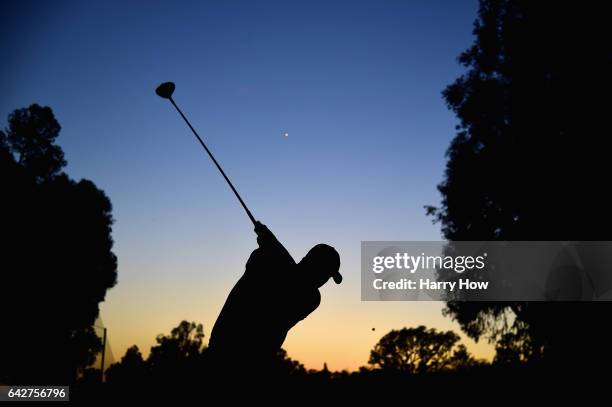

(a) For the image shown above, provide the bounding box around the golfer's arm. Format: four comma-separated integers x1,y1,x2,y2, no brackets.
255,222,296,266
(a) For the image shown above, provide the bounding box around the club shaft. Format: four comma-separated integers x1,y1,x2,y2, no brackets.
168,97,257,226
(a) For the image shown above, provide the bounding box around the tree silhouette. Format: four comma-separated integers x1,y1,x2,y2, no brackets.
369,326,474,373
493,325,543,365
0,104,117,384
427,1,612,367
146,321,206,382
271,348,307,378
106,319,313,388
3,104,66,181
105,346,146,384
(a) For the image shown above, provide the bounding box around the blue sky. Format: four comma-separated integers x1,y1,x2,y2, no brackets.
1,0,491,369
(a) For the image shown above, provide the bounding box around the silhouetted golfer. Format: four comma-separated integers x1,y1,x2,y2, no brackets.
208,221,341,370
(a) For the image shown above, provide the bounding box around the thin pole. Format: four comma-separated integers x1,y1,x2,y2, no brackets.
168,97,257,226
100,327,107,383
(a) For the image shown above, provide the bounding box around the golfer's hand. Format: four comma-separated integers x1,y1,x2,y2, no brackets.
254,221,276,248
253,221,296,266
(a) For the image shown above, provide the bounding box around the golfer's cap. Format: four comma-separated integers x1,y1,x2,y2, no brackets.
309,244,342,284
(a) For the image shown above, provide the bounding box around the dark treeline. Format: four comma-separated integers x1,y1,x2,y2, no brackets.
92,320,583,402
101,322,486,386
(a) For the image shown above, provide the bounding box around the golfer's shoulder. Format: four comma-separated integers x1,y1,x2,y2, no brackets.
245,247,271,271
246,246,295,273
246,247,263,266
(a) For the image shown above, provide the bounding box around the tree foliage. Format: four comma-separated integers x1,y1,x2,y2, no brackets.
0,104,117,383
105,345,146,384
3,104,66,181
369,326,475,373
105,320,311,385
148,321,205,373
427,0,612,366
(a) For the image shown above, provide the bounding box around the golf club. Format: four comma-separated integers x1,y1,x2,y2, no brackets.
155,82,257,226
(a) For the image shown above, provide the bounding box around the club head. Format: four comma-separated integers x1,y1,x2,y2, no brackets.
156,82,176,99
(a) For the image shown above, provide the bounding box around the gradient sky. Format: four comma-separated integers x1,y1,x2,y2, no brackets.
1,0,494,370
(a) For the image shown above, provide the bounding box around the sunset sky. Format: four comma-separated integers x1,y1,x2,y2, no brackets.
1,0,494,370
